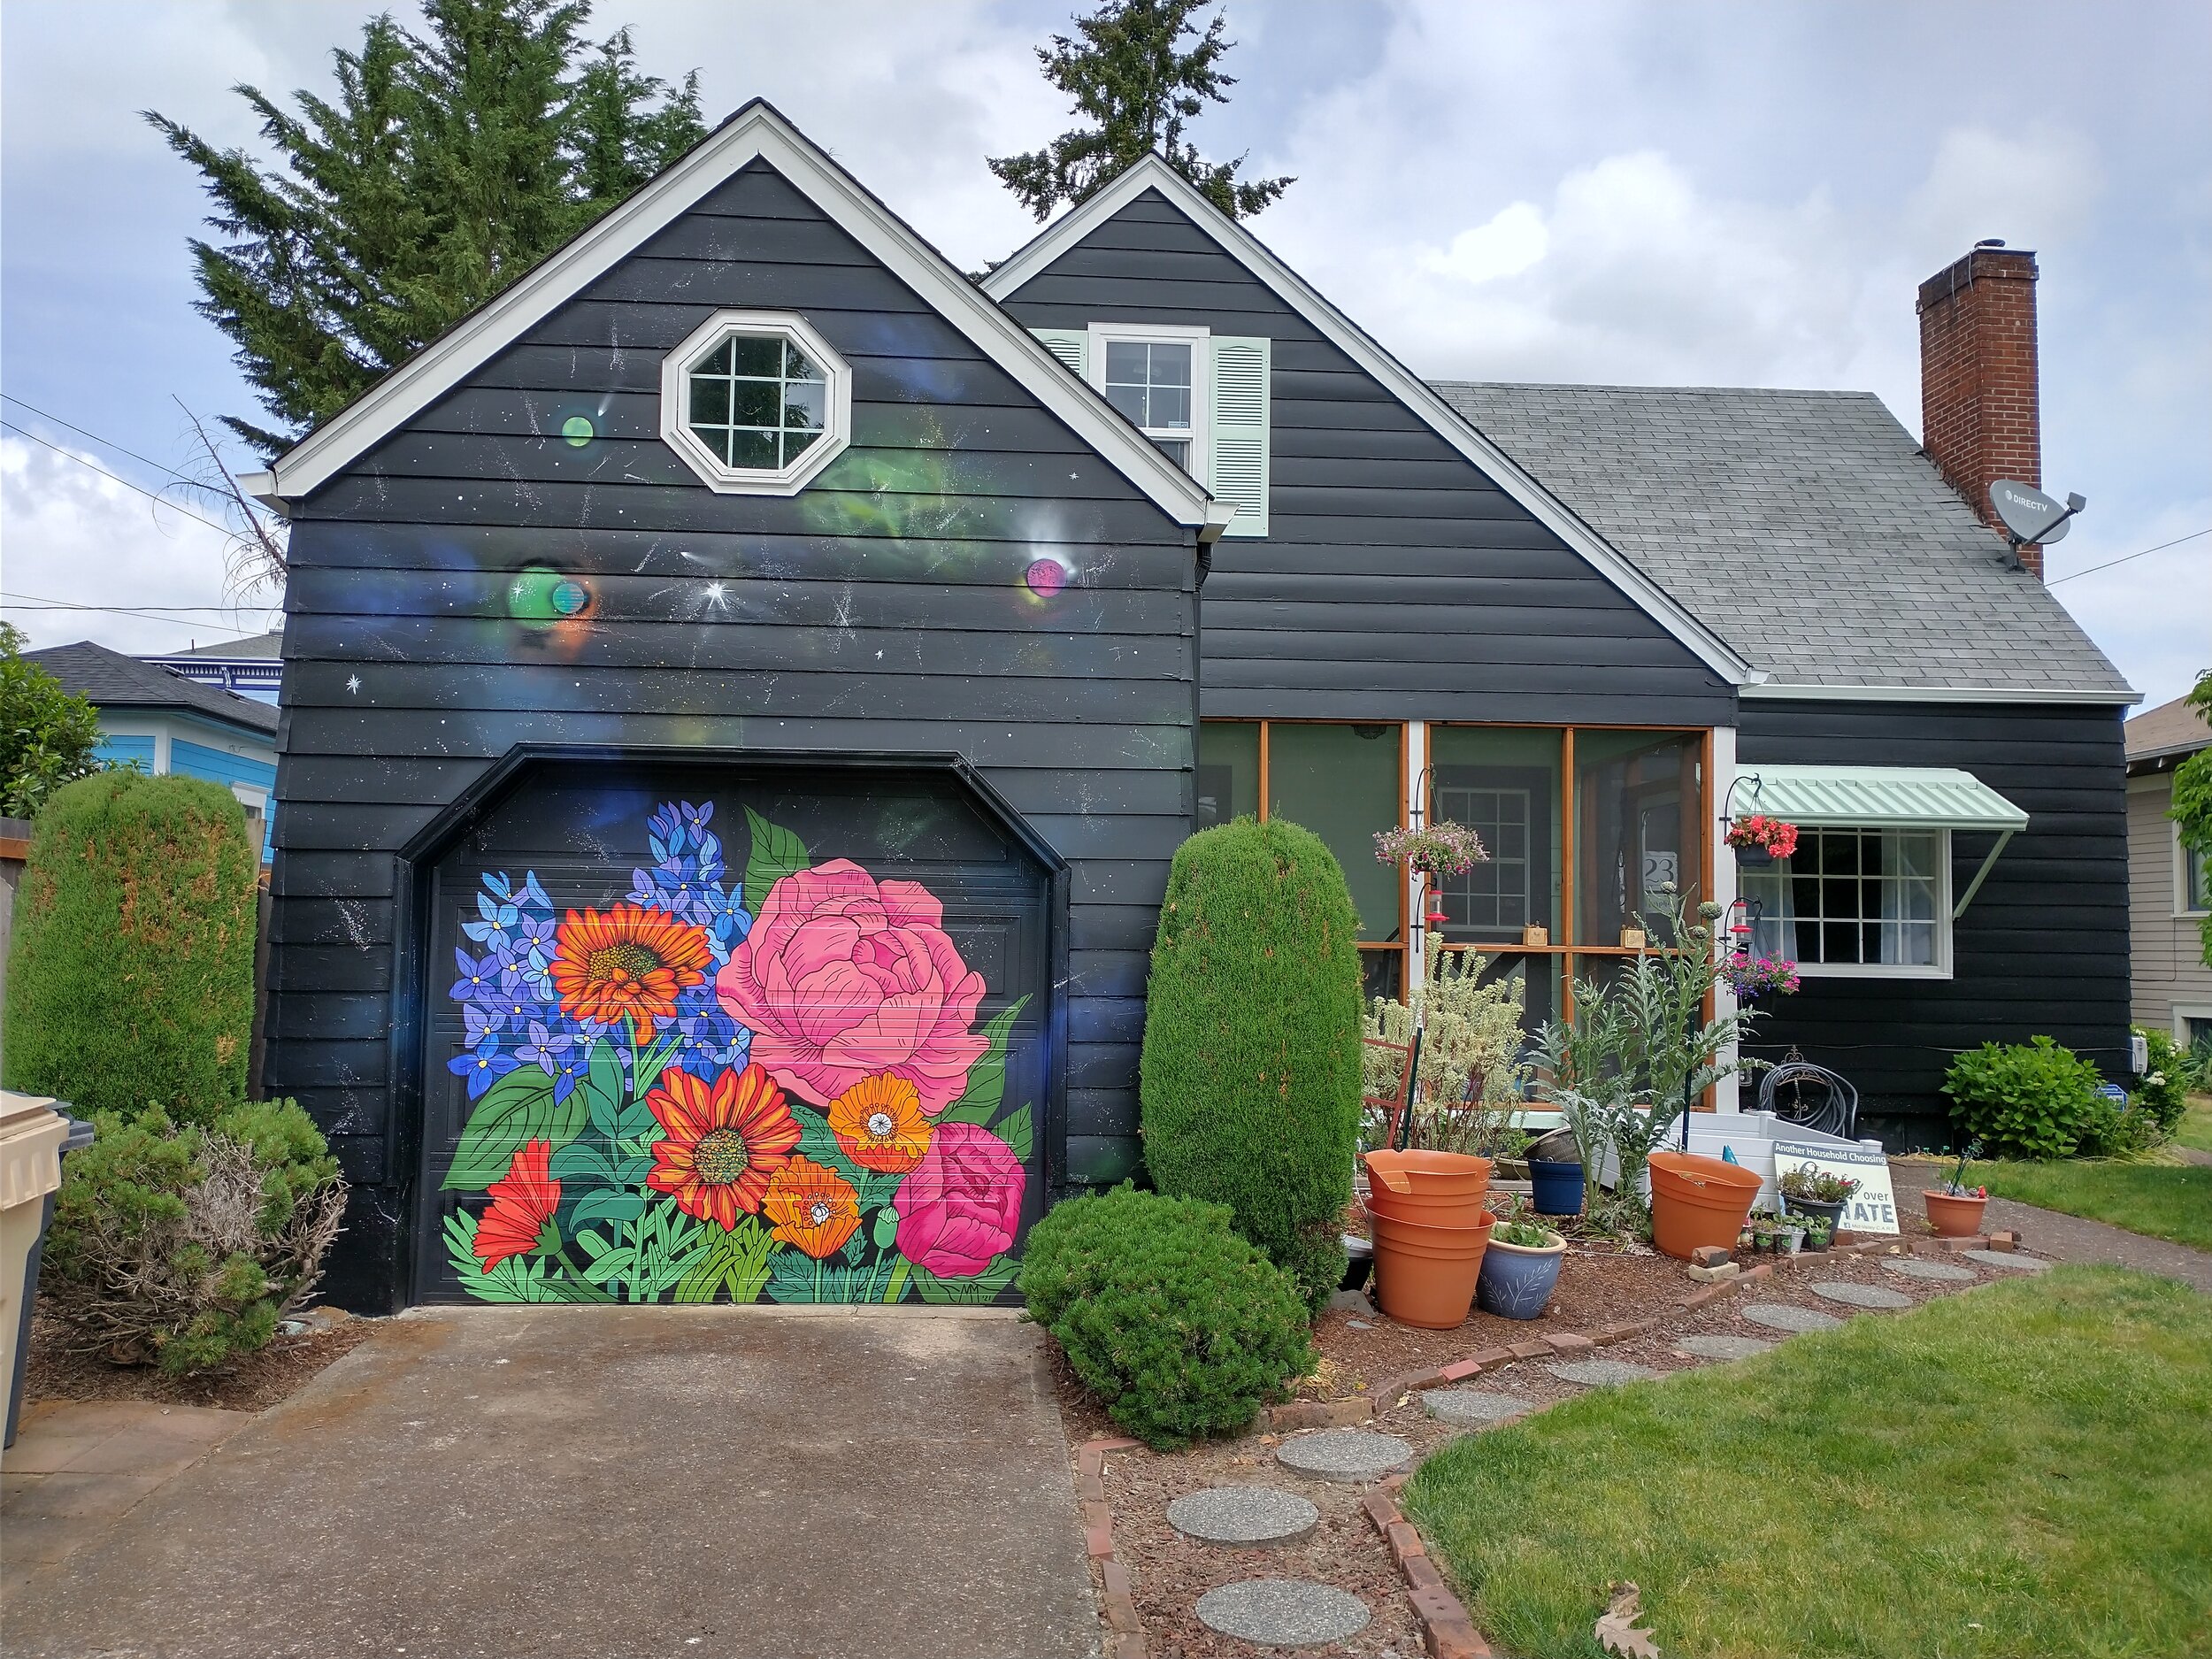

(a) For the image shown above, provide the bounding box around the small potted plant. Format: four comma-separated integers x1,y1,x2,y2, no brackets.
1801,1213,1835,1253
1924,1141,1990,1237
1778,1164,1859,1241
1475,1207,1568,1319
1725,813,1800,868
1375,821,1489,881
1722,952,1801,1004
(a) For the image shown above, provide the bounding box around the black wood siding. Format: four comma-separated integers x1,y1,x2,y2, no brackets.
265,159,1197,1310
998,189,1735,726
1737,700,2131,1146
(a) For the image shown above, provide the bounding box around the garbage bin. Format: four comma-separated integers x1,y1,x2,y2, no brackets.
3,1092,92,1449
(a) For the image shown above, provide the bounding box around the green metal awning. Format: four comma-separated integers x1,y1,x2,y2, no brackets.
1732,764,2029,918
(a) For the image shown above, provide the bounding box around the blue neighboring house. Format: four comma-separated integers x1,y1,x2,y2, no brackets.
27,641,280,862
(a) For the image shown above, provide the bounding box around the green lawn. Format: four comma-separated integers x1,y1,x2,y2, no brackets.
1405,1267,2212,1659
1970,1158,2212,1251
2176,1100,2212,1155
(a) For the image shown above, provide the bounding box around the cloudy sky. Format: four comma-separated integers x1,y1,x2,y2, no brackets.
4,0,2207,702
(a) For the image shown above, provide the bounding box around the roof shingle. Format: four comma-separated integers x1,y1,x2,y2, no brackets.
27,641,280,736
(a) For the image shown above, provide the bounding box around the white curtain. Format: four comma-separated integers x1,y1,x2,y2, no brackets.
1878,831,1939,964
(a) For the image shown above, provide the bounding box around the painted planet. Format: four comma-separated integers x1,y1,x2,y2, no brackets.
1024,557,1070,598
551,579,590,616
561,415,595,447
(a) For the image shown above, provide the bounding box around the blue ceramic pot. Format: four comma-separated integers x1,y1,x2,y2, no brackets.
1528,1157,1586,1216
1475,1233,1567,1320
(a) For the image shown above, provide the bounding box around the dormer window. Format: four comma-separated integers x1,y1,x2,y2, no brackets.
661,311,850,494
1103,339,1196,470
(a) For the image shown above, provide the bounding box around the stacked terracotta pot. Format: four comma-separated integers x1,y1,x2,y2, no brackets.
1362,1149,1495,1328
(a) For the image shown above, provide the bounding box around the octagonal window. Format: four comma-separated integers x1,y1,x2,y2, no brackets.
660,311,850,495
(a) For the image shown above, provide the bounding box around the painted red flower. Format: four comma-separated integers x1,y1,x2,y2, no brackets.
472,1139,561,1269
549,902,713,1043
644,1063,803,1230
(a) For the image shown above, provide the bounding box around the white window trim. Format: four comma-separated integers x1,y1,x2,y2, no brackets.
1744,826,1955,981
1087,322,1210,481
660,309,851,495
2175,1003,2212,1043
2175,819,2211,918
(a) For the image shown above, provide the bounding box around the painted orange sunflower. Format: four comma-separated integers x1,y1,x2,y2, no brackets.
826,1073,933,1173
644,1063,802,1230
473,1139,561,1269
549,902,711,1042
761,1155,862,1258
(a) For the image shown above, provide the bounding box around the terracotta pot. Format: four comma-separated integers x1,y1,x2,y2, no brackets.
1647,1150,1764,1261
1368,1210,1494,1329
1363,1149,1493,1228
1924,1189,1989,1238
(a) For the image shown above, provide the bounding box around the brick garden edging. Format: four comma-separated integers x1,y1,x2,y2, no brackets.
1076,1435,1148,1659
1363,1475,1492,1659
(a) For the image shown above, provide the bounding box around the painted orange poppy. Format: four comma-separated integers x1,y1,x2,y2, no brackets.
645,1063,802,1230
826,1073,933,1173
549,903,712,1042
762,1154,862,1259
473,1139,561,1269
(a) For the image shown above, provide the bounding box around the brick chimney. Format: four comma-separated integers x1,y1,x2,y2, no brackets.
1917,241,2043,573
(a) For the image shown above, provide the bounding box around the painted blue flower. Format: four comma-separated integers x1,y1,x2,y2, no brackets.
462,1002,506,1046
514,1019,573,1079
448,1039,519,1100
512,910,557,960
449,948,502,1003
463,887,521,948
548,1051,588,1103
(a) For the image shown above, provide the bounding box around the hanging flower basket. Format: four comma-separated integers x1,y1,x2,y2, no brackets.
1722,951,1801,1002
1374,820,1489,879
1726,813,1799,864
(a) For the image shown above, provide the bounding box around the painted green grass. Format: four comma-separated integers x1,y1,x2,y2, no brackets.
1970,1158,2212,1251
2175,1101,2212,1156
1405,1267,2212,1659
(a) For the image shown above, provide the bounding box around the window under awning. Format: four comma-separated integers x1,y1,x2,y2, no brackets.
1732,764,2029,918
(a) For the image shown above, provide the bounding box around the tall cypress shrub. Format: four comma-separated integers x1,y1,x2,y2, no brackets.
1140,818,1362,1308
3,772,258,1122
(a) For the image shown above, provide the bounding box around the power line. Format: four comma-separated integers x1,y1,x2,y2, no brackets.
0,393,207,489
0,596,275,637
2047,526,2212,586
0,420,239,538
2,591,278,619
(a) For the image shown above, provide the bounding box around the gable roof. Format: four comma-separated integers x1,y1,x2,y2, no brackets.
2125,690,2210,763
1432,383,2136,704
157,630,284,662
981,157,1758,687
28,641,280,736
245,103,1225,538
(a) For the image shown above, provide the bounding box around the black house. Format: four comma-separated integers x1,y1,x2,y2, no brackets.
248,106,2133,1313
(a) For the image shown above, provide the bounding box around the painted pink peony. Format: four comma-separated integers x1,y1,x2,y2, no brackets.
892,1121,1025,1279
716,859,989,1115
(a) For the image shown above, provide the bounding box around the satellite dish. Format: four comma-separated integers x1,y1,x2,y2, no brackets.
1991,479,2081,546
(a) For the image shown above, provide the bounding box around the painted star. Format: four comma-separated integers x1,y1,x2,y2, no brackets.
345,674,361,695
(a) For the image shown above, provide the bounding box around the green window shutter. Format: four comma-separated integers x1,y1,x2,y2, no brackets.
1209,334,1271,536
1031,328,1087,377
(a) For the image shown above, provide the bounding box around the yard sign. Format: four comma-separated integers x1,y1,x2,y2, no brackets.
1770,1139,1899,1235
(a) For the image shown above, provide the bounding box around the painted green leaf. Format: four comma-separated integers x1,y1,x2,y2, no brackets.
996,1103,1033,1166
910,1254,1018,1305
443,1212,599,1303
582,1039,626,1140
548,1141,651,1189
742,807,810,909
934,996,1029,1126
442,1067,588,1190
567,1188,645,1230
629,1035,678,1110
673,1220,776,1304
790,1102,864,1183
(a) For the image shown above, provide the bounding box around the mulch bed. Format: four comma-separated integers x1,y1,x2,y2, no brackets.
21,1311,373,1414
1053,1231,2043,1659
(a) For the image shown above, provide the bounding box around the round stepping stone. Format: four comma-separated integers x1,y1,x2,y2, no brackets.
1886,1256,1977,1281
1548,1358,1659,1386
1676,1333,1775,1361
1419,1388,1530,1425
1741,1302,1844,1333
1167,1486,1320,1547
1195,1578,1371,1647
1274,1428,1411,1483
1812,1281,1914,1310
1962,1249,2049,1271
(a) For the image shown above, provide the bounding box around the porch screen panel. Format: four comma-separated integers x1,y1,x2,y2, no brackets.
1429,726,1563,945
1196,720,1260,829
1267,722,1402,942
1574,730,1703,944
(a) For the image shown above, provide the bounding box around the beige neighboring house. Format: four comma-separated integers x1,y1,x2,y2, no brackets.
2126,691,2212,1042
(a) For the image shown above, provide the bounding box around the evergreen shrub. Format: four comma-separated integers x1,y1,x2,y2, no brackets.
42,1100,347,1375
1944,1036,2110,1160
1140,817,1363,1308
3,770,258,1122
1019,1185,1313,1449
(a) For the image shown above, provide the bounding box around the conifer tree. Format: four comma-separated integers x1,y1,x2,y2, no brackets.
147,0,704,456
991,0,1291,221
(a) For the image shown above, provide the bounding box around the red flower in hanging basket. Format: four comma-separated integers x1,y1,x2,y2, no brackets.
1725,813,1799,857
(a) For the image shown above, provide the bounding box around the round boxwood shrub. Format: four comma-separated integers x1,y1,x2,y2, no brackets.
1943,1035,2110,1160
3,770,258,1124
1019,1185,1314,1449
1139,817,1362,1308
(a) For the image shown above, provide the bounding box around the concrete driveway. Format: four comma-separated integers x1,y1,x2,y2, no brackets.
3,1306,1098,1659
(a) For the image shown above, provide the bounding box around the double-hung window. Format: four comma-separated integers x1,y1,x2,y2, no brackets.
1090,324,1210,479
1741,826,1951,977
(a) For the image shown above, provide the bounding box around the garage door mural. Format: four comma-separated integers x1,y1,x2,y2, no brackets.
423,768,1048,1305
